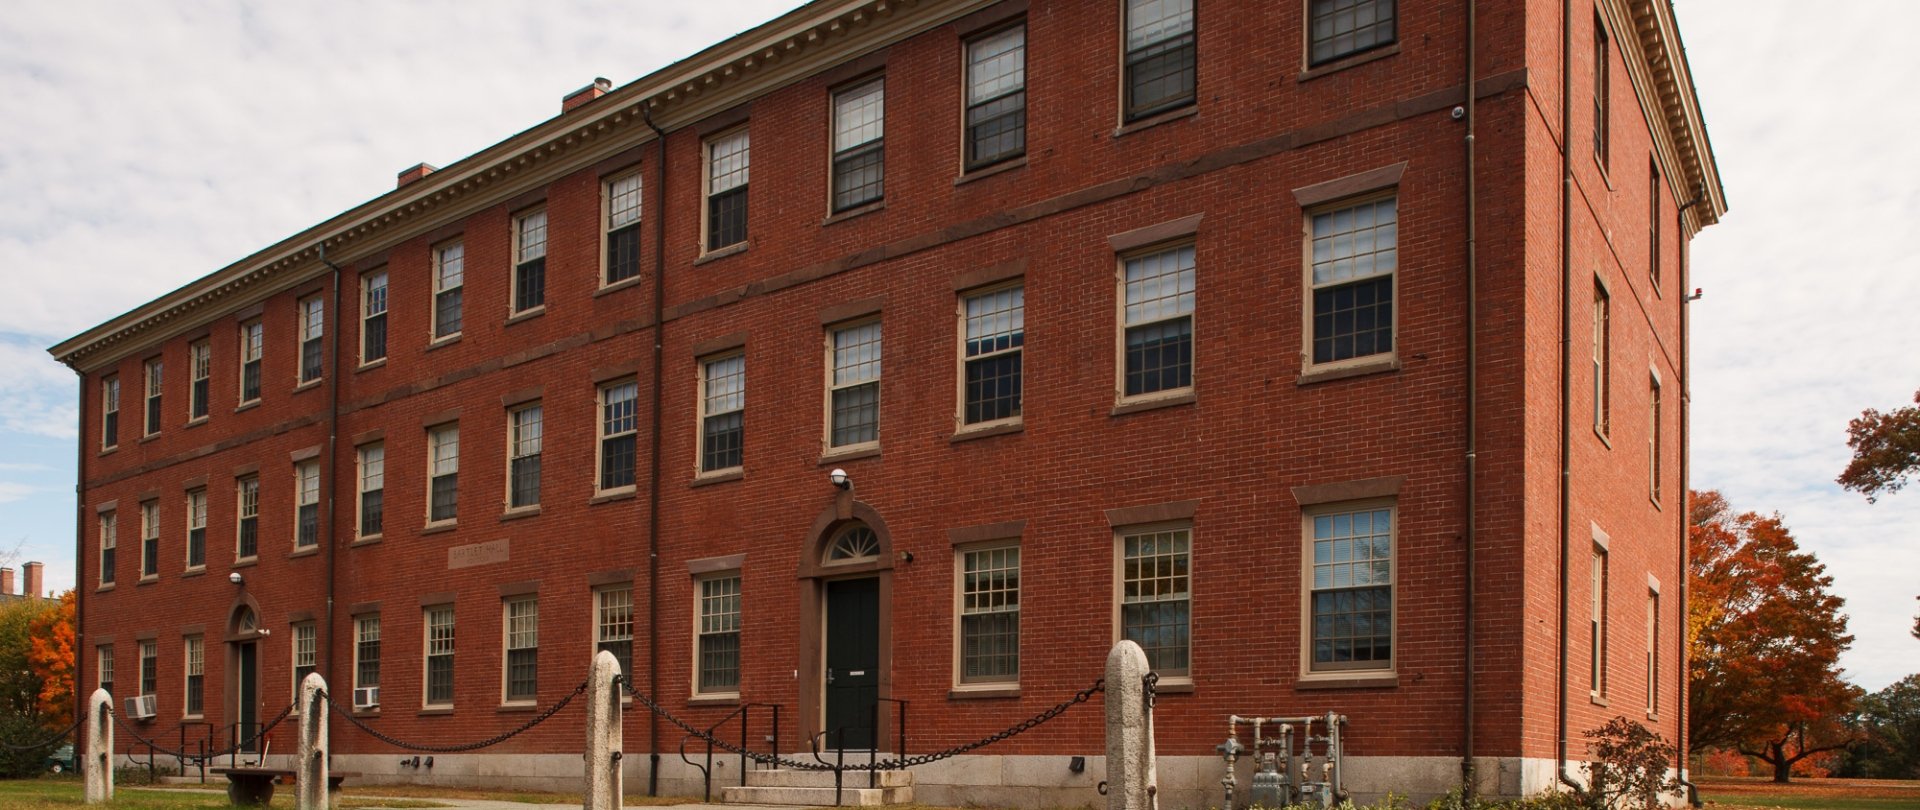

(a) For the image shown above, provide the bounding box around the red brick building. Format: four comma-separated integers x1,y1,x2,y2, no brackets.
50,0,1723,803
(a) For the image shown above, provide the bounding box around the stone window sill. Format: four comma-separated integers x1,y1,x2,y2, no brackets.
1296,672,1398,690
948,686,1020,700
595,276,644,298
498,703,537,714
1111,390,1196,417
822,200,886,227
688,694,740,708
500,506,542,522
1298,42,1401,83
1296,356,1399,386
419,707,453,717
589,488,637,505
955,156,1027,187
949,421,1023,444
694,242,750,266
691,469,744,488
357,358,388,374
185,416,209,430
234,400,261,414
181,568,206,578
1113,104,1197,139
293,379,321,395
232,558,258,569
426,334,462,353
289,547,318,559
351,535,383,547
506,306,546,326
421,522,458,536
818,445,881,465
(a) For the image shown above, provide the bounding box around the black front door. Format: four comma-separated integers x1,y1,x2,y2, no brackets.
824,577,879,749
235,641,257,753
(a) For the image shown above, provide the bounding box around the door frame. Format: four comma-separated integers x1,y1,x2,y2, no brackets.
224,597,268,752
797,494,895,748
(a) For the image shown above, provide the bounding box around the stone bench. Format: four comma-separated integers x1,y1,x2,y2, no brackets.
208,767,356,806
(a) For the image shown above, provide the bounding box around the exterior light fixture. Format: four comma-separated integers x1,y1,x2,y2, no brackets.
829,469,851,490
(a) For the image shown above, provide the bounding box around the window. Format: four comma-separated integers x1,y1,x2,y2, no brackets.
355,615,381,695
513,209,547,314
1594,13,1610,170
598,381,638,492
239,321,263,404
186,488,206,569
189,341,210,420
1307,504,1394,672
428,424,459,523
826,524,880,563
140,500,159,579
299,296,324,384
101,376,120,450
1590,547,1609,698
139,640,157,700
961,284,1024,425
1593,281,1611,436
1120,526,1190,677
1308,195,1397,365
1649,161,1662,289
705,130,749,251
504,597,539,702
1120,244,1196,398
236,476,259,560
362,271,389,364
344,445,381,540
696,575,741,694
700,354,745,473
965,24,1026,169
1650,374,1665,503
184,636,204,717
605,172,643,286
958,544,1020,684
831,78,885,212
434,241,465,339
98,511,116,586
828,321,882,449
293,622,317,688
1308,0,1397,66
1646,588,1660,716
144,358,163,435
1123,0,1196,121
294,461,319,548
424,606,455,708
507,404,543,509
97,645,114,696
595,586,634,680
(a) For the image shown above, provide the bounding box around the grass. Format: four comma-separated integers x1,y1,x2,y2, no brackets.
1694,775,1920,810
0,777,709,809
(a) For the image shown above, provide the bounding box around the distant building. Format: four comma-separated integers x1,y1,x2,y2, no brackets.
0,563,45,603
50,0,1723,804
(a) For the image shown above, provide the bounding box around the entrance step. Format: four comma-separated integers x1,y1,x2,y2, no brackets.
721,768,913,805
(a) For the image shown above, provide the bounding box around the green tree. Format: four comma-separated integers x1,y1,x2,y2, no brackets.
1838,675,1920,779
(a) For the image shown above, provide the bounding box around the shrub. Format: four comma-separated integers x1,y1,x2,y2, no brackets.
1578,717,1682,810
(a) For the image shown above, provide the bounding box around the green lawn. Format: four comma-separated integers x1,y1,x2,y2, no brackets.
0,779,447,809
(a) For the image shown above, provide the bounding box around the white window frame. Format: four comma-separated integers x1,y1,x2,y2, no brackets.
693,572,742,697
143,357,163,436
292,621,318,693
825,319,882,452
502,596,540,705
597,380,639,494
97,644,114,695
1120,0,1197,122
702,128,750,254
427,424,459,525
361,270,389,365
1649,370,1663,504
1302,191,1399,373
294,460,320,549
139,500,159,581
511,208,548,315
697,353,746,476
1115,242,1197,404
963,22,1028,172
956,282,1025,430
354,615,381,698
506,403,543,510
1299,499,1398,681
183,635,204,718
432,241,465,341
954,541,1021,688
1305,0,1399,67
138,640,157,700
298,295,324,385
1645,583,1660,718
1591,544,1609,701
236,475,260,562
188,340,211,422
98,511,116,587
357,443,384,539
829,76,886,213
594,585,634,685
423,605,456,709
239,320,264,405
185,488,207,571
1593,277,1612,439
1113,521,1193,684
101,376,120,451
603,171,644,287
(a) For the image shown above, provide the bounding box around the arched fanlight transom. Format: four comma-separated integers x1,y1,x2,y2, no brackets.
825,523,880,563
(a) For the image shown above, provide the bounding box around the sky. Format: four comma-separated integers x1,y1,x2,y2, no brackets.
1,2,1916,692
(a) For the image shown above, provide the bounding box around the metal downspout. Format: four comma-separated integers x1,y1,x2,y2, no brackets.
318,244,346,722
71,371,88,753
1461,0,1480,795
1556,0,1581,791
1674,193,1702,807
641,104,669,797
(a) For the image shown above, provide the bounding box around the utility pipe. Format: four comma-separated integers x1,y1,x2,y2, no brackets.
1460,0,1481,796
640,103,669,797
318,243,346,710
72,371,88,760
1674,188,1704,807
1556,0,1580,791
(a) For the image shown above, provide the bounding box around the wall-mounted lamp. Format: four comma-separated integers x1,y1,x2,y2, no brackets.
829,469,851,490
229,572,244,585
898,550,914,564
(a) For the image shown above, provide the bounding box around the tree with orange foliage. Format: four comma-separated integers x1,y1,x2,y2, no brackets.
1688,490,1861,783
25,591,74,725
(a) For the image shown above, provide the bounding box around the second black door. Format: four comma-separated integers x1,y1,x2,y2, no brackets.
824,577,879,749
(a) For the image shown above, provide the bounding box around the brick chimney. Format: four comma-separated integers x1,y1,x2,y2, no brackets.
396,163,438,189
562,78,613,114
21,562,41,599
0,568,13,597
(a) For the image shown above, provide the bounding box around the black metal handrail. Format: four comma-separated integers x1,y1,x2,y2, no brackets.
678,701,780,802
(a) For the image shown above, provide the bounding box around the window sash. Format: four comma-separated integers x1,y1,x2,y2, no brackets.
189,342,210,419
295,462,319,548
1123,0,1196,120
967,25,1027,168
185,636,204,715
139,642,157,697
960,545,1020,683
832,79,885,212
706,131,749,250
1650,378,1663,500
1591,551,1608,696
425,607,455,705
98,647,113,693
363,272,389,362
1594,16,1610,168
237,477,259,559
697,576,741,693
599,382,639,491
602,173,641,285
430,426,459,522
141,501,159,577
509,406,543,507
962,286,1024,425
505,598,539,701
1122,246,1197,396
1309,508,1394,671
435,243,465,338
356,617,381,690
239,322,263,402
187,489,206,568
829,322,882,447
144,360,163,434
102,378,119,448
299,298,324,384
293,622,317,687
1308,0,1397,66
1593,284,1611,434
701,356,745,472
1120,528,1190,675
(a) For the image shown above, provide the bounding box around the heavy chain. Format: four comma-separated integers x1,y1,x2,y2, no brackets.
622,676,1104,772
0,716,82,751
114,702,295,760
325,681,586,753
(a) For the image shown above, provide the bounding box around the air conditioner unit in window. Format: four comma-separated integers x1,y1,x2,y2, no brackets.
123,695,156,720
353,686,380,709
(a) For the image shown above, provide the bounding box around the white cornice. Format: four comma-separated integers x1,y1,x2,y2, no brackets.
51,0,995,371
1610,0,1727,237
